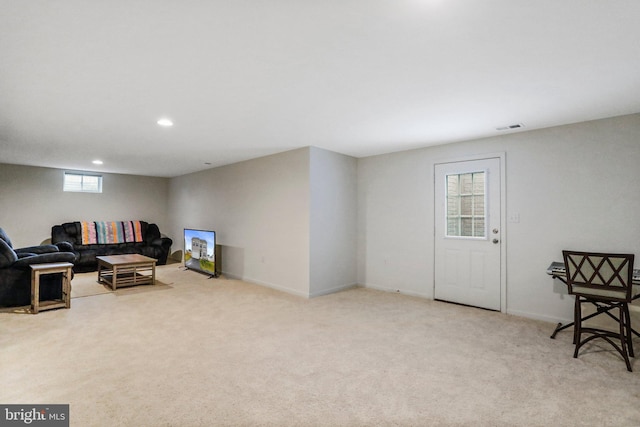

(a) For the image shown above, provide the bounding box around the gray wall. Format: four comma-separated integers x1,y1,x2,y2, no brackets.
309,147,358,297
0,164,169,248
167,148,311,296
2,113,639,324
357,113,640,323
167,146,358,298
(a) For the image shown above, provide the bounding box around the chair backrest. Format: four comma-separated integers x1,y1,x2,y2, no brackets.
562,250,634,302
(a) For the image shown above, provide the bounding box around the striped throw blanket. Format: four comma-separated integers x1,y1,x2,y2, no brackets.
80,221,144,245
122,220,144,243
80,221,98,245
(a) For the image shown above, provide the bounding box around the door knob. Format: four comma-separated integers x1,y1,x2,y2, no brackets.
492,239,499,244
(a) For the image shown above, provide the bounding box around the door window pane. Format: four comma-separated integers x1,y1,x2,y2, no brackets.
445,171,486,238
447,218,459,236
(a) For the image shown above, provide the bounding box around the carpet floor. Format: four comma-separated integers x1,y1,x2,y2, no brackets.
1,264,639,426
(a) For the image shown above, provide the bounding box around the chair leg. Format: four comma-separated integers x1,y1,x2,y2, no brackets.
617,305,632,372
572,297,633,371
573,296,582,358
623,303,634,359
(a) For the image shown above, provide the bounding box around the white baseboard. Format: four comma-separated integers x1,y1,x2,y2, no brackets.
362,283,432,300
309,283,359,298
220,271,309,298
220,273,581,326
507,308,572,325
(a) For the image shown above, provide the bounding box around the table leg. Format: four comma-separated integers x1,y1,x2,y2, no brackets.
111,265,118,290
63,267,71,309
31,270,39,314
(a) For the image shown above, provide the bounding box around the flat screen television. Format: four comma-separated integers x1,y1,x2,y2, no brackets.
184,228,217,277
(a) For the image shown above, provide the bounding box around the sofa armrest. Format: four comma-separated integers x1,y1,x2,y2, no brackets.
54,241,74,252
17,252,37,259
150,237,171,246
15,245,60,255
13,252,76,269
0,239,18,268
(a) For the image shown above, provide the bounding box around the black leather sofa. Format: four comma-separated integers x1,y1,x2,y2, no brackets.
51,221,172,273
0,228,76,308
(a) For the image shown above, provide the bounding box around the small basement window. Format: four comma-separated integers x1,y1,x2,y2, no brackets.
63,172,103,193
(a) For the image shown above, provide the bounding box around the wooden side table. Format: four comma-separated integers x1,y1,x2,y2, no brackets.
30,262,73,314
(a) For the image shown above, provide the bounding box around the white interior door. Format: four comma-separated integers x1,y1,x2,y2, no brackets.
434,158,502,311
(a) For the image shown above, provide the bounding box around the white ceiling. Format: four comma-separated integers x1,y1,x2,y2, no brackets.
1,1,639,177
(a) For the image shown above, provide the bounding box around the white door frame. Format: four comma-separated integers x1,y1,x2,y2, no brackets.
432,152,507,313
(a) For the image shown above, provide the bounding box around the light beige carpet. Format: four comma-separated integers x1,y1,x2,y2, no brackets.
70,272,113,298
1,265,640,426
70,271,172,298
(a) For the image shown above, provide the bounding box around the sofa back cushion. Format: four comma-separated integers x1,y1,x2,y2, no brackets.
80,221,98,244
52,221,149,246
81,221,146,244
122,221,144,243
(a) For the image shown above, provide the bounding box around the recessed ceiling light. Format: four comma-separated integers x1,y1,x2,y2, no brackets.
157,118,173,127
92,160,103,165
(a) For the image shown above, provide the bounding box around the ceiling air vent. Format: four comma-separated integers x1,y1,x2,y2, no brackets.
496,123,524,131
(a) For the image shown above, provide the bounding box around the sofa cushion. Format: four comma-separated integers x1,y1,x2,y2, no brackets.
81,221,145,244
0,239,18,268
123,221,144,243
52,220,172,272
13,251,76,268
0,228,14,248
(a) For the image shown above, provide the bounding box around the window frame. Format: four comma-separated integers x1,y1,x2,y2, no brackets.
63,171,103,193
444,169,488,240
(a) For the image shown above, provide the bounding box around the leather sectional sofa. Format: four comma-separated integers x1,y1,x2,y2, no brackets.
51,220,173,272
0,227,76,308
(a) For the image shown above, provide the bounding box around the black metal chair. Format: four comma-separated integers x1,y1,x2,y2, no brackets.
563,250,635,371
